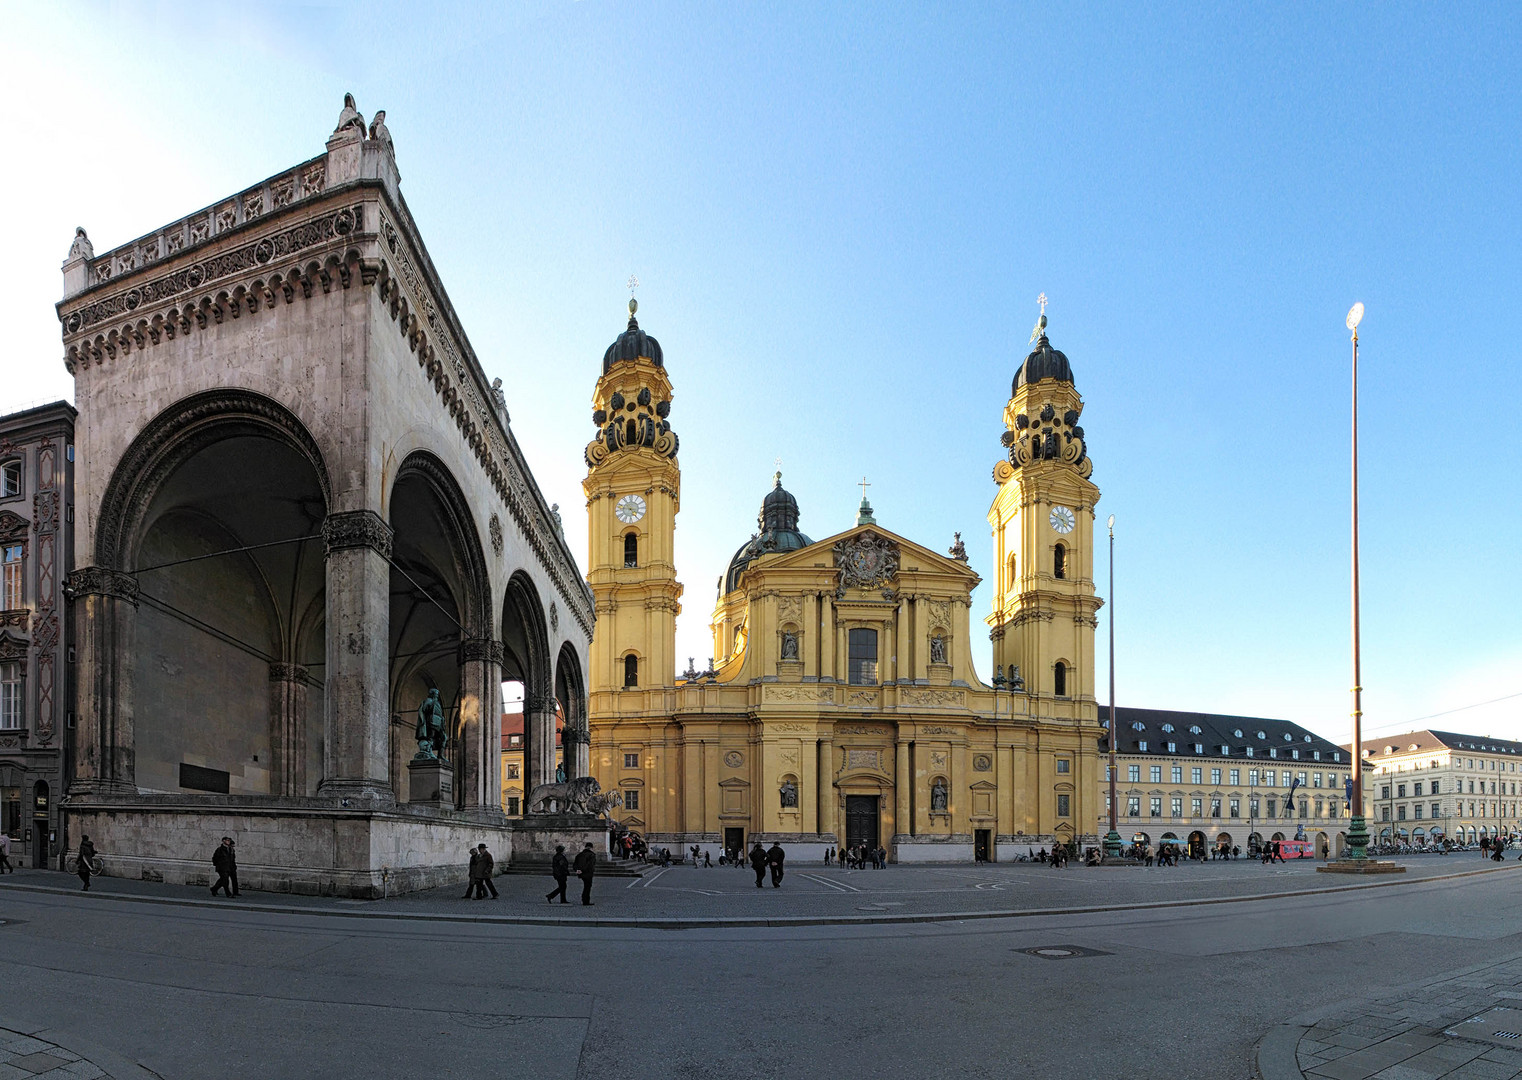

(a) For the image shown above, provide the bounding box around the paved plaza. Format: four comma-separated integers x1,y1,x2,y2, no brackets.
1,858,1520,1079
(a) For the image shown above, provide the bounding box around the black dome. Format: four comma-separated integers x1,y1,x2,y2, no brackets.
723,473,813,594
1013,332,1073,395
602,310,663,373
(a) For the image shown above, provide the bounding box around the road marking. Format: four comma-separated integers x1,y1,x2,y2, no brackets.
974,882,1007,891
630,868,670,889
801,874,861,893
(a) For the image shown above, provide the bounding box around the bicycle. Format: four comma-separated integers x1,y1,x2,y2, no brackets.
63,854,103,875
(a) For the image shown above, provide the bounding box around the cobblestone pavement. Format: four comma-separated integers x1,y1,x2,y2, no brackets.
0,1026,112,1079
1257,953,1522,1080
0,854,1509,924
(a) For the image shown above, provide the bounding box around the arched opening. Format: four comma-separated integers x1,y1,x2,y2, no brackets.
556,642,587,779
1053,661,1067,698
1053,543,1066,579
623,654,639,688
387,452,490,808
1187,829,1205,858
108,396,330,798
623,532,638,569
502,571,552,797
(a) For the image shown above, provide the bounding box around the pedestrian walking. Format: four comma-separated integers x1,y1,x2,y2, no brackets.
546,844,571,904
574,842,597,906
463,846,482,899
767,841,786,887
703,849,712,868
210,836,240,897
750,841,768,888
477,844,499,899
876,845,887,868
76,835,96,891
0,831,13,873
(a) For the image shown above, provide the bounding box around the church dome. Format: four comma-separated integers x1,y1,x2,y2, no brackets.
723,472,813,594
1013,327,1073,395
603,299,663,373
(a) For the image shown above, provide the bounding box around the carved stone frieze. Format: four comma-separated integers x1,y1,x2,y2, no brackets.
0,611,26,629
457,638,505,666
764,686,835,706
903,690,965,708
268,662,310,682
835,724,889,735
918,723,962,734
66,566,140,604
488,513,503,556
63,203,366,338
321,510,394,560
0,511,27,543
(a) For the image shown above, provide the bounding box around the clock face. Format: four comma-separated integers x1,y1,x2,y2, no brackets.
615,494,647,524
1049,505,1076,534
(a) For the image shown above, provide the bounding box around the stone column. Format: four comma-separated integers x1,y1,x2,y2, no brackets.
896,740,912,839
457,638,503,810
524,695,558,795
268,663,309,796
319,510,394,803
67,567,139,795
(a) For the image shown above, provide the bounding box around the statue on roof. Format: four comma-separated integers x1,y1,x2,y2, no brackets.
368,109,393,150
67,227,93,262
334,93,366,139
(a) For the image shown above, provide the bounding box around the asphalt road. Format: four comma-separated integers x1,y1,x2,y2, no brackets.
0,860,1517,1080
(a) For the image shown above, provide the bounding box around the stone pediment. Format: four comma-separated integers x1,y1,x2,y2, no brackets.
0,511,28,542
754,524,981,587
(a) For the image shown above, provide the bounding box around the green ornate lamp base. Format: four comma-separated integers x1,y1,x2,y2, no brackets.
1345,815,1370,861
1103,829,1124,859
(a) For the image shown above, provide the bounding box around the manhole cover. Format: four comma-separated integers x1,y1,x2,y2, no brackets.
1446,1006,1522,1045
1017,944,1111,960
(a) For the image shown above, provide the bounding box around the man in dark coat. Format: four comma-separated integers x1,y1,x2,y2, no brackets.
767,842,786,887
476,844,499,899
546,844,571,904
573,842,597,906
210,836,240,897
462,846,482,899
749,841,768,888
76,835,96,891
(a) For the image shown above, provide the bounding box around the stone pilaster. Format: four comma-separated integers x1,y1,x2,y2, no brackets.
896,741,912,839
457,638,503,810
268,663,309,797
67,567,139,796
319,510,394,803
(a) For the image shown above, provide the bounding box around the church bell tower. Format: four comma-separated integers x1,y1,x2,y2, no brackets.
583,298,682,698
987,299,1102,718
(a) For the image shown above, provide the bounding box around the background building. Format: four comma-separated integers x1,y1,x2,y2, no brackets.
0,401,75,869
499,705,562,816
585,307,1104,861
1104,707,1351,857
1350,730,1522,845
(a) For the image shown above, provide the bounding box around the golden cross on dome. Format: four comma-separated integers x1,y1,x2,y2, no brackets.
1030,292,1049,346
627,274,639,297
1038,292,1048,317
858,476,871,501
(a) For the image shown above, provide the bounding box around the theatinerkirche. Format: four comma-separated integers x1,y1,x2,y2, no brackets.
584,300,1104,861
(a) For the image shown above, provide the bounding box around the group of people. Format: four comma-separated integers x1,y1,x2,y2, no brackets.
545,842,600,905
463,843,499,899
826,844,887,869
748,841,787,887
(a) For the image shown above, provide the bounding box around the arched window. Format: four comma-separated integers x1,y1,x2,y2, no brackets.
0,460,20,498
1054,661,1067,697
623,654,638,688
1053,544,1066,579
623,532,638,568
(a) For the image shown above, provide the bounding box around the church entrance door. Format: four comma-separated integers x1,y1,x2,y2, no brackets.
845,795,879,853
724,827,745,861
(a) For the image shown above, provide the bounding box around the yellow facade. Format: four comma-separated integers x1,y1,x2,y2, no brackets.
583,304,1104,860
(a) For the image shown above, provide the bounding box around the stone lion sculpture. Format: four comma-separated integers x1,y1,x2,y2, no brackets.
526,775,620,816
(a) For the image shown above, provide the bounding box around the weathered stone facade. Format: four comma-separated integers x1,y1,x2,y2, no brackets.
54,98,592,896
0,402,76,869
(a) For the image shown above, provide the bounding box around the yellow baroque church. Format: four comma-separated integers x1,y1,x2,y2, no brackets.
584,300,1103,861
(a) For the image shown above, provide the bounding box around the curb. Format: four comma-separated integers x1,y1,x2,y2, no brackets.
1254,1023,1307,1080
3,1023,162,1080
1,862,1515,930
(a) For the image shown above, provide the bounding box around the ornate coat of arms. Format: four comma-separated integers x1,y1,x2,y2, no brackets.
834,531,900,598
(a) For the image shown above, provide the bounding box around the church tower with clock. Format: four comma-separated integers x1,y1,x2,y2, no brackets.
582,298,682,705
987,302,1103,727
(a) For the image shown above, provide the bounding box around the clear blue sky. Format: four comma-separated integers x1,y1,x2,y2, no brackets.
3,3,1519,744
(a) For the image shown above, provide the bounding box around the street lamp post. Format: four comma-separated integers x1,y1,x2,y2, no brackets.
1104,514,1123,859
1344,302,1372,863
